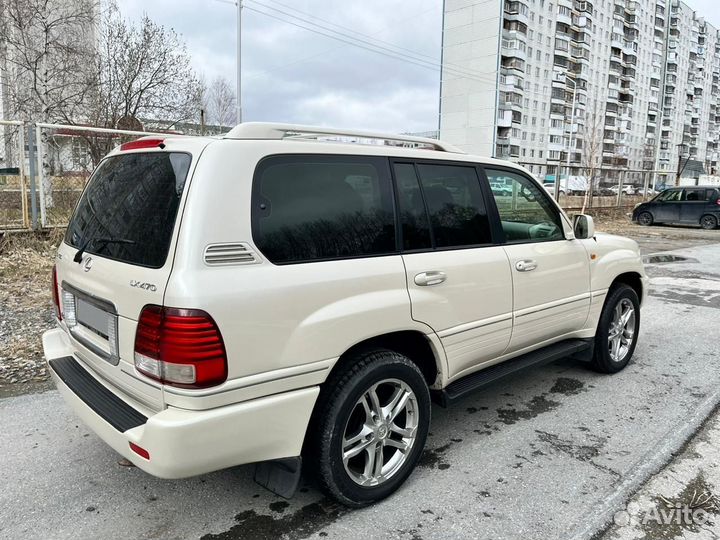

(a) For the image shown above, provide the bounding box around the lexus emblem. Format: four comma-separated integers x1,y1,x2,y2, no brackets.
83,257,93,272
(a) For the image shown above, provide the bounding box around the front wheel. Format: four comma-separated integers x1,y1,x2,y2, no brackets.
308,349,431,507
591,284,640,374
637,211,653,226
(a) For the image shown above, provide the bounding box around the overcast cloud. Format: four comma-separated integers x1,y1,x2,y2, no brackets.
120,0,719,132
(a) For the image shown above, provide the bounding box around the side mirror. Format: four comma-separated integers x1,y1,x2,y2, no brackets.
573,214,595,239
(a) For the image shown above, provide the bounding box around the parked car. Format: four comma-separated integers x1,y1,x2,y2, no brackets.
44,123,648,507
543,182,566,195
489,180,512,197
632,186,720,229
609,185,638,196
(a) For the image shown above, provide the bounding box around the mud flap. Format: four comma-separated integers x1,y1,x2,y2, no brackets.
254,457,302,499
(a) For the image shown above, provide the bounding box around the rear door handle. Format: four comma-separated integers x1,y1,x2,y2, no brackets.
515,259,538,272
414,271,447,286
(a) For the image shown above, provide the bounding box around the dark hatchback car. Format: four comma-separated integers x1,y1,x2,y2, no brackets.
632,186,720,229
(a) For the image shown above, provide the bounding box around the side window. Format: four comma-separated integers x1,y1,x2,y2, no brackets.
414,163,492,248
484,168,564,243
393,163,432,250
683,189,706,201
253,156,396,264
658,189,682,202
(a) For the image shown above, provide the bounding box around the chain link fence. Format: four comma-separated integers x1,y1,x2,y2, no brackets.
0,121,30,229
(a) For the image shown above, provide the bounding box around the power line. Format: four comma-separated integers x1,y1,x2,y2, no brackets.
245,4,439,80
243,1,500,84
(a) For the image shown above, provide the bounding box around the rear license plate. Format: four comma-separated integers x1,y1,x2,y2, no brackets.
76,297,112,339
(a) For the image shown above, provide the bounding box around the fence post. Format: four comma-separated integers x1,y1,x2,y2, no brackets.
26,124,39,229
615,170,624,207
34,124,47,227
17,126,29,229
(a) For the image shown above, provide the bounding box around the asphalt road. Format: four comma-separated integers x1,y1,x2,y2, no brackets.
1,242,720,540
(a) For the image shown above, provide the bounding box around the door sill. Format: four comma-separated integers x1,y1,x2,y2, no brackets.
433,338,593,407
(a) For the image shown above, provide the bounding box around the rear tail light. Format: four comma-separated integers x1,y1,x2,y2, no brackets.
716,198,720,206
134,305,227,388
52,265,62,320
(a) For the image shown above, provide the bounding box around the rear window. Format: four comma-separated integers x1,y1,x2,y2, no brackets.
65,152,191,268
252,155,396,264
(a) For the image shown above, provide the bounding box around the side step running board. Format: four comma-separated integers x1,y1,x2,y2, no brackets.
434,338,593,407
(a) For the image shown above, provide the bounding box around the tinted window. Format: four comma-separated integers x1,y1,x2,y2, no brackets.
414,164,492,248
657,189,681,202
65,152,191,268
683,188,713,201
253,156,396,264
394,163,431,250
485,169,564,242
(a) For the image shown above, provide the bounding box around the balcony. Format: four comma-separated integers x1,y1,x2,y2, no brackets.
503,0,530,24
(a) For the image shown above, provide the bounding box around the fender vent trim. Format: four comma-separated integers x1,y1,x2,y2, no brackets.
204,243,261,266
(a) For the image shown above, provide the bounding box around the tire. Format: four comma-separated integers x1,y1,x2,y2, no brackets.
590,284,640,374
637,211,653,226
306,349,431,507
700,215,718,230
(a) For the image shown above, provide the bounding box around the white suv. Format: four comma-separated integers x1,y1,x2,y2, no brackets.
43,123,648,506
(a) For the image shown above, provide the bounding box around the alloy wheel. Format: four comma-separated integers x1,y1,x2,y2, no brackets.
608,298,636,363
341,379,419,487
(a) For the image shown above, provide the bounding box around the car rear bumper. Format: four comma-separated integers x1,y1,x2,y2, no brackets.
43,327,319,479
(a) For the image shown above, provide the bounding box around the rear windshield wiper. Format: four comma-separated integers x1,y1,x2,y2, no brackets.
73,238,136,263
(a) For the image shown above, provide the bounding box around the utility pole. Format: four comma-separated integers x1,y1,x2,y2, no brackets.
675,143,688,186
236,0,243,124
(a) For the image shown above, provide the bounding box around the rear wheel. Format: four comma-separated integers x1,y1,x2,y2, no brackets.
637,212,653,226
307,349,431,507
591,284,640,374
700,215,718,230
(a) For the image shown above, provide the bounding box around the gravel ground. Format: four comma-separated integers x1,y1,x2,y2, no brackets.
0,232,59,397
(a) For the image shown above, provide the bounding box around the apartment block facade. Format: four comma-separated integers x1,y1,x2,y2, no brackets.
439,0,720,186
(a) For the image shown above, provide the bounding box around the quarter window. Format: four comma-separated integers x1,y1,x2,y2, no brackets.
484,169,564,242
252,156,396,264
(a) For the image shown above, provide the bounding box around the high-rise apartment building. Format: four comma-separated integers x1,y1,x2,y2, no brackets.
439,0,720,186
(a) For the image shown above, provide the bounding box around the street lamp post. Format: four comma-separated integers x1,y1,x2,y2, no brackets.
675,143,688,187
236,0,243,124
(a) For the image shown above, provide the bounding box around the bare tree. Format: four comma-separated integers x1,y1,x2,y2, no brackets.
577,101,604,213
76,3,203,164
0,0,98,121
203,76,236,128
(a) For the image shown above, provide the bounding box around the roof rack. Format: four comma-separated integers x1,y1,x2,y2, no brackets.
223,122,464,153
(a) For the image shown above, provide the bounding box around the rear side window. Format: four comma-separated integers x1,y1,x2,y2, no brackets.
65,152,191,268
252,156,396,264
394,162,492,250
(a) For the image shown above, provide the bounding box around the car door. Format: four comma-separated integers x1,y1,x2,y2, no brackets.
483,167,591,353
653,188,682,222
394,161,513,380
681,188,711,224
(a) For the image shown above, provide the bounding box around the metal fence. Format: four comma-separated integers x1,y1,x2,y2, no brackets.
0,121,187,230
0,121,680,231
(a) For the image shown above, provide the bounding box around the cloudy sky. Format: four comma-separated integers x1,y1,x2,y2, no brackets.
121,0,719,133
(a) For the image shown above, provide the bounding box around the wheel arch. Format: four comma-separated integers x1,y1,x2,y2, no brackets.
610,271,644,305
327,330,444,389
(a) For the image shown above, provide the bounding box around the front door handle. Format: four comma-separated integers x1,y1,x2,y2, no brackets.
414,271,447,286
515,259,538,272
